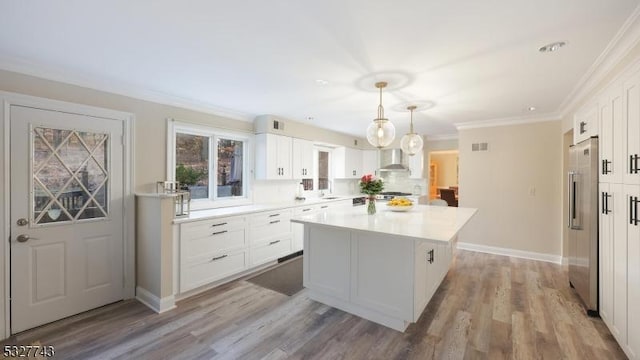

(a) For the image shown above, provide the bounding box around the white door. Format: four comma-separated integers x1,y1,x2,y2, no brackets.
10,105,124,333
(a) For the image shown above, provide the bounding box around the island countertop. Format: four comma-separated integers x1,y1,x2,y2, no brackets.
291,204,477,243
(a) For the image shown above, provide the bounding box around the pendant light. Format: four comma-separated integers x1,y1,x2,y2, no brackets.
400,105,423,156
366,82,396,148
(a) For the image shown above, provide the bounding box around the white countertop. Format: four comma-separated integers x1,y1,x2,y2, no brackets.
171,195,360,224
291,204,477,243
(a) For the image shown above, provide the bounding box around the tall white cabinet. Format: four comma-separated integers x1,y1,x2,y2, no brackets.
597,64,640,360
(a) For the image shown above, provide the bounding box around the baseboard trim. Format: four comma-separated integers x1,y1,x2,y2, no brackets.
456,242,562,264
136,286,176,314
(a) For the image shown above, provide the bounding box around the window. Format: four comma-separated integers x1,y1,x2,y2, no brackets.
169,121,251,207
313,146,332,193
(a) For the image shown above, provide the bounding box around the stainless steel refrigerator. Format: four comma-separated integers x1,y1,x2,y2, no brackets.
568,136,599,316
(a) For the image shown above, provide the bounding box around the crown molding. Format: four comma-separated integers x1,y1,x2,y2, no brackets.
454,112,562,130
559,4,640,116
0,55,254,122
425,133,458,141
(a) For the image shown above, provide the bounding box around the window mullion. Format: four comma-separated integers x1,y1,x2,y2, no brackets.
210,135,216,201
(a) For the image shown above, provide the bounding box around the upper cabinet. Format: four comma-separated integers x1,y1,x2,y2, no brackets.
292,138,314,179
362,150,379,176
623,71,640,185
408,151,424,179
255,133,292,180
334,147,363,179
599,84,624,184
574,100,598,145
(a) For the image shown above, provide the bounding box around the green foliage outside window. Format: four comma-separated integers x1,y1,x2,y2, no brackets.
176,164,207,186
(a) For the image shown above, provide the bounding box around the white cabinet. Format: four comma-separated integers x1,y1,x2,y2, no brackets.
334,147,363,179
249,209,293,266
574,100,598,145
599,86,624,184
623,72,640,185
362,150,379,175
292,138,314,179
599,183,627,340
255,133,292,179
626,184,640,359
414,240,452,320
179,215,248,293
408,151,424,179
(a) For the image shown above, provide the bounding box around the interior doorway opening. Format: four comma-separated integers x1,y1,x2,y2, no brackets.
428,150,459,205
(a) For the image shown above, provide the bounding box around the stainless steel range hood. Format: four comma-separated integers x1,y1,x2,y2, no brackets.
378,149,409,171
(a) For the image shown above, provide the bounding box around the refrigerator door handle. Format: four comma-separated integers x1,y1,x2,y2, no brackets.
568,172,575,228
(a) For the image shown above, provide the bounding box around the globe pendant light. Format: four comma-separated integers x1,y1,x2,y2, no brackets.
400,105,424,156
366,82,396,148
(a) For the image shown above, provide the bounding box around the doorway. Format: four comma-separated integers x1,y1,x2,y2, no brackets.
1,93,135,336
428,150,459,201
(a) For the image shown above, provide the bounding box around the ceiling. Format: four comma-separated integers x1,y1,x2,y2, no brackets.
1,0,639,138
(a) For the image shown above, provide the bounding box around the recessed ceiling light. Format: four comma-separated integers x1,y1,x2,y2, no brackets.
315,79,329,86
528,106,537,111
539,41,566,53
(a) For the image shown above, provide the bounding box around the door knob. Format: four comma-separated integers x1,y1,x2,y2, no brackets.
16,234,30,243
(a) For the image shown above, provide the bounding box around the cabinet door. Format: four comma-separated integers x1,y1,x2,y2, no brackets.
345,147,363,178
600,94,614,183
409,152,424,179
574,101,598,144
599,183,614,325
333,147,363,179
624,72,640,185
626,184,640,358
362,150,379,176
292,138,314,179
276,134,292,179
611,183,628,343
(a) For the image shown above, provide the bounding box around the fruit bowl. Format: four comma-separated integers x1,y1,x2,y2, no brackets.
386,197,414,212
387,204,414,212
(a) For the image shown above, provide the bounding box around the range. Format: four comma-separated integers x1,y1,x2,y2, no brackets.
376,191,412,200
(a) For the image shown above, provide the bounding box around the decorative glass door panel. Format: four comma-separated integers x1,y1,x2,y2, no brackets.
32,127,109,224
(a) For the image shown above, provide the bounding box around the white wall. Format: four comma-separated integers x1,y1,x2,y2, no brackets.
458,121,562,257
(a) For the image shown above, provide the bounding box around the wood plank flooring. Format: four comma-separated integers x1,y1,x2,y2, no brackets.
1,250,627,359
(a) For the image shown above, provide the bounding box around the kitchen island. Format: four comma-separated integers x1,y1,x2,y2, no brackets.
291,204,477,331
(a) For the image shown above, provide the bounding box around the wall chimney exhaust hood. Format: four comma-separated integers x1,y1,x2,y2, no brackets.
378,149,409,171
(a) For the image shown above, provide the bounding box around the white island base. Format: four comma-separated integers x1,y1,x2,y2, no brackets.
296,205,477,332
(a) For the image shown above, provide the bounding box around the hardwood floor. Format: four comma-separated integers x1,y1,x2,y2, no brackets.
1,250,627,359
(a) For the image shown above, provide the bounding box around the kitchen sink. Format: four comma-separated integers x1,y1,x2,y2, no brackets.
322,196,340,200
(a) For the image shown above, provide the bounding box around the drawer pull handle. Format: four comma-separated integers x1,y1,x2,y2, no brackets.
211,222,227,227
269,213,280,218
321,205,329,209
302,208,312,212
269,240,281,245
427,249,434,264
211,254,228,261
212,230,228,236
270,220,280,224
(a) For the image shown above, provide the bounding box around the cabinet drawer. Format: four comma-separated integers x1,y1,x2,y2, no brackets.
250,220,291,245
250,237,292,266
250,209,292,225
181,216,246,239
180,250,247,293
182,228,246,264
294,205,319,215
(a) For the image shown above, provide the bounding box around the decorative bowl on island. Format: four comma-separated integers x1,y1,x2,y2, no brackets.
386,197,414,212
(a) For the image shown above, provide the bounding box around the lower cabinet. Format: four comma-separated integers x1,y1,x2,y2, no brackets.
600,183,640,360
626,184,640,359
414,240,452,320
